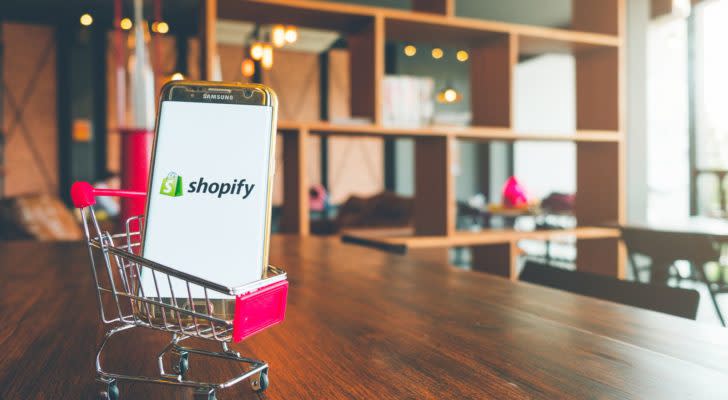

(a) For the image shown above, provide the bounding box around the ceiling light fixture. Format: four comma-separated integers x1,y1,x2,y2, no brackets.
456,50,469,62
156,21,169,34
272,25,286,47
241,58,255,78
436,83,462,104
284,26,298,44
80,13,93,26
261,45,274,69
120,18,132,30
250,42,264,61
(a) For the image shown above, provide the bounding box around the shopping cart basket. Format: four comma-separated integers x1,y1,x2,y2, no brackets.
71,182,288,400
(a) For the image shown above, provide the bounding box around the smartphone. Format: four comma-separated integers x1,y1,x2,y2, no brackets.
140,81,277,300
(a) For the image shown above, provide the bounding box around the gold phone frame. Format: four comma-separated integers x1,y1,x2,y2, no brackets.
142,80,279,281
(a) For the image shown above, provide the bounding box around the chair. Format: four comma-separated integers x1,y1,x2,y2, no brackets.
519,260,701,320
620,226,726,326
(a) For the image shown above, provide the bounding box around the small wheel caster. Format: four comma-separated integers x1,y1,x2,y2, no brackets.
251,369,269,393
193,389,216,400
174,351,190,378
98,380,119,400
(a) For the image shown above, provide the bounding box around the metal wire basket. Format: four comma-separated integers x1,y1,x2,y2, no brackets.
72,181,288,400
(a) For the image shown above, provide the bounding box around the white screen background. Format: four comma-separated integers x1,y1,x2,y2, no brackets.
141,101,273,297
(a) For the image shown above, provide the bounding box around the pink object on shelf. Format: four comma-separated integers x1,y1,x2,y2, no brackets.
502,176,529,208
309,184,328,212
233,280,289,342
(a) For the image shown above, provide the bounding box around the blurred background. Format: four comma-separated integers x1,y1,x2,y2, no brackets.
2,0,728,326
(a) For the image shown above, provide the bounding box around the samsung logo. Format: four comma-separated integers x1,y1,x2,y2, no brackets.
202,93,234,100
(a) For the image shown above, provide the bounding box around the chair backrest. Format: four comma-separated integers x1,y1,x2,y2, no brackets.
620,226,718,264
520,261,701,320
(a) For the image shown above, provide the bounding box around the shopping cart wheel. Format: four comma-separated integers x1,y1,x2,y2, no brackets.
251,369,269,393
176,351,190,377
193,389,216,400
98,380,119,400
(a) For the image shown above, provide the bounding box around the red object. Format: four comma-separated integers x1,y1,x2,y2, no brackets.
120,128,153,222
502,176,529,208
233,280,289,342
71,181,146,209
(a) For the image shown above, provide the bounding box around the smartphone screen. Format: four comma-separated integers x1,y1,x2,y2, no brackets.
141,84,276,297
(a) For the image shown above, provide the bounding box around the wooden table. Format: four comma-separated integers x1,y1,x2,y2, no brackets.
2,236,728,399
621,216,728,240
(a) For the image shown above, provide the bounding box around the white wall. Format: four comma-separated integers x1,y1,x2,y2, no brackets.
627,0,649,223
513,54,576,199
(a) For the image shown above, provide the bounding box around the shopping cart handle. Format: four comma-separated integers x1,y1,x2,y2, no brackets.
71,181,147,209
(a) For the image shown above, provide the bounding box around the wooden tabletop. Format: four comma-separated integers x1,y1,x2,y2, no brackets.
2,235,728,399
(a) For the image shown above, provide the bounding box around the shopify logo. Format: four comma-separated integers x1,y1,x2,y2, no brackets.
160,172,184,197
189,177,255,199
159,171,256,199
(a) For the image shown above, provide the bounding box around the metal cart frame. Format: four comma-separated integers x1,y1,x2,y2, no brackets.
72,182,286,400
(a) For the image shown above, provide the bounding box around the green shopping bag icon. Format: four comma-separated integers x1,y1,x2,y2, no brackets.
160,172,184,197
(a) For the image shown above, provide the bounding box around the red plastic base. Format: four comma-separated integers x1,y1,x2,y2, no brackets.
233,280,289,342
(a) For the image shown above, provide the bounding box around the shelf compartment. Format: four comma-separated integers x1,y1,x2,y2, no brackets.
231,1,621,48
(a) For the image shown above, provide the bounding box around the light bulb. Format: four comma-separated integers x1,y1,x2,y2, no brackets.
431,47,443,59
444,89,457,102
272,25,286,48
437,86,461,104
156,21,169,34
171,72,184,81
404,45,416,57
80,13,93,26
261,45,274,69
120,18,132,30
241,58,255,78
456,50,469,62
250,43,264,61
284,26,298,43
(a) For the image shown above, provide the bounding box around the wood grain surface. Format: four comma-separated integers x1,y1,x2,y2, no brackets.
1,235,727,399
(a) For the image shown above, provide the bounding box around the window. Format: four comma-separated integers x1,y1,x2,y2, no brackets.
693,0,728,216
646,14,689,222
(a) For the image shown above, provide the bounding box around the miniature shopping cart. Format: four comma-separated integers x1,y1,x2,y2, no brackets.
71,182,288,400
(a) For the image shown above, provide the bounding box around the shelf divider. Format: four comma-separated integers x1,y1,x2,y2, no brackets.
575,237,625,278
200,0,217,80
472,242,519,280
348,14,384,125
572,0,621,36
280,128,310,235
414,136,455,236
470,33,515,127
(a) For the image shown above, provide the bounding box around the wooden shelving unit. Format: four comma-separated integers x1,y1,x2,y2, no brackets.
278,121,622,142
201,0,626,279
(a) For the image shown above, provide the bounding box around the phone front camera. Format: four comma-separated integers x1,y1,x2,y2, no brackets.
243,89,253,98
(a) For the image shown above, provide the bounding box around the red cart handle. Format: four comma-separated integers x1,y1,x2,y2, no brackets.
71,181,147,209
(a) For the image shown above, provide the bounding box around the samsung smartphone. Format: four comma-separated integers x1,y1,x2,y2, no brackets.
140,81,277,303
